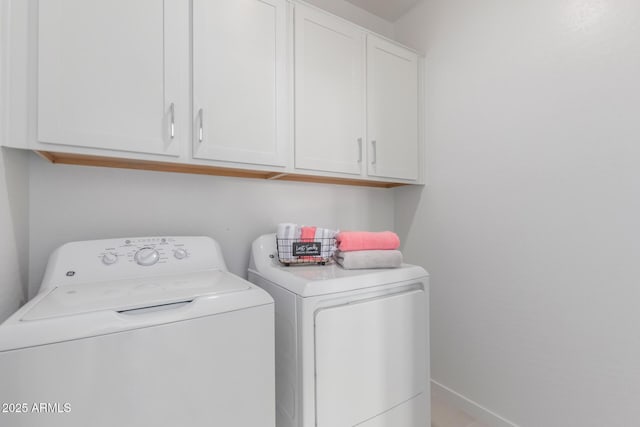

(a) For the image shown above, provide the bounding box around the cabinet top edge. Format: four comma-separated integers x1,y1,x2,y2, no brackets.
289,0,424,57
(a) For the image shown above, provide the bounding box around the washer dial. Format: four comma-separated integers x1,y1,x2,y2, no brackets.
135,247,160,266
174,248,188,260
102,253,118,265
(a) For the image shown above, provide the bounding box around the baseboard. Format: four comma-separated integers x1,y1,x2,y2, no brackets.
431,380,520,427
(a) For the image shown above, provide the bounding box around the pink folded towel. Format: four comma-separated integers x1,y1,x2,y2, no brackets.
300,226,317,242
300,226,318,261
336,231,400,252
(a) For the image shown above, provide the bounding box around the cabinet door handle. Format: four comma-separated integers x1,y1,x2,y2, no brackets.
371,140,377,165
198,108,204,143
358,138,363,163
169,103,175,139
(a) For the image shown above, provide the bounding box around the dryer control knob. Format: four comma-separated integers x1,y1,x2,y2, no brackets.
135,247,160,266
174,248,188,260
102,253,118,265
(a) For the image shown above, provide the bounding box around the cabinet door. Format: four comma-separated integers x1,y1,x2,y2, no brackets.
294,5,365,175
37,0,186,157
367,35,420,181
193,0,287,167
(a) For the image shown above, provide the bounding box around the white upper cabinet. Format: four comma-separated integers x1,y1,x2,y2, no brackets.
294,4,365,176
293,6,421,182
366,35,420,181
19,0,422,185
193,0,287,167
37,0,188,157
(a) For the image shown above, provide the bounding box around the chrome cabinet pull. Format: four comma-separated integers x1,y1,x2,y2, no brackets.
198,108,203,143
169,103,175,139
371,140,377,165
357,138,363,163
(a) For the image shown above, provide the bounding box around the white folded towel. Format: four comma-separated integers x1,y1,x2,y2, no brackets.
314,227,338,258
334,250,403,269
276,223,301,261
277,223,300,240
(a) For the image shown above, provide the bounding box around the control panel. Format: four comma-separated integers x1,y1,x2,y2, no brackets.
98,237,192,267
39,236,228,292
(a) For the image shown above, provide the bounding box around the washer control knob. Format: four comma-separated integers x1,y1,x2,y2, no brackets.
135,247,160,266
102,253,118,265
174,248,188,260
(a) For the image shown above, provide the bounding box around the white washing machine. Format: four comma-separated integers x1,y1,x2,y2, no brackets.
248,234,430,427
0,236,275,427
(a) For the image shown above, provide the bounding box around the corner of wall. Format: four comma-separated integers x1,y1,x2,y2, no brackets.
0,1,30,321
1,0,9,146
0,147,30,321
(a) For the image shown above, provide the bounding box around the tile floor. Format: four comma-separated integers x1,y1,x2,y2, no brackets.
431,395,489,427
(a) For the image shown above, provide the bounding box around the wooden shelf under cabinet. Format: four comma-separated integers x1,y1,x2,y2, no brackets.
36,151,408,189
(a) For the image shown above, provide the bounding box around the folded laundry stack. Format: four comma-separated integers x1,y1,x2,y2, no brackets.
334,231,403,269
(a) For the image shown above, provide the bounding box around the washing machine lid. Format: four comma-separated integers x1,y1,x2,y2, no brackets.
0,270,273,352
21,269,251,321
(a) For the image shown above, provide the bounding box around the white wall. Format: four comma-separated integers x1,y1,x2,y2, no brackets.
394,1,640,426
28,155,394,296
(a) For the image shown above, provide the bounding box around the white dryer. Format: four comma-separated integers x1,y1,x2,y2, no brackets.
248,234,430,427
0,236,275,427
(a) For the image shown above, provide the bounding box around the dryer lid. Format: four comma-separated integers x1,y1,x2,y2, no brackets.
21,270,251,321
